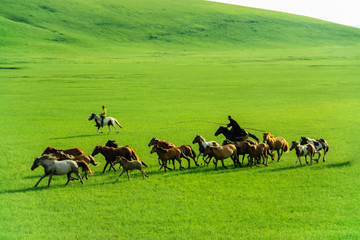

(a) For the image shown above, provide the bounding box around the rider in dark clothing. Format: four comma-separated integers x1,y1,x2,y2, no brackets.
227,116,247,137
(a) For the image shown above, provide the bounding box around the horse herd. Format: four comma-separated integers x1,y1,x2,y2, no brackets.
30,131,329,187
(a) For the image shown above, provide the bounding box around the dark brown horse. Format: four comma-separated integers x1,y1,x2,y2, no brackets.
91,145,139,173
215,126,259,143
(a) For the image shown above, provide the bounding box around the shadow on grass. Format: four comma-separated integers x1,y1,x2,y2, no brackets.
50,134,97,140
259,161,352,173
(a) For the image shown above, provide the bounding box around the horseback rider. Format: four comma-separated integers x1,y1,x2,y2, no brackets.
227,115,247,138
100,105,107,127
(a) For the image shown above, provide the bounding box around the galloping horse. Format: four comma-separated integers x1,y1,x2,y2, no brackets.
290,141,316,167
192,135,220,163
215,126,259,143
31,155,83,187
300,137,329,162
207,144,239,169
91,145,139,173
88,113,123,134
263,132,289,161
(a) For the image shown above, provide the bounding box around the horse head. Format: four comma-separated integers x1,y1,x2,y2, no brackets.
289,141,299,151
214,126,228,137
31,157,41,171
263,132,271,143
192,135,201,144
148,137,158,147
300,137,308,145
88,113,96,121
91,145,102,156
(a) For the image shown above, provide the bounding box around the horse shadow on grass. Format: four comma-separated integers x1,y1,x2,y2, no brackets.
50,134,97,140
258,161,352,173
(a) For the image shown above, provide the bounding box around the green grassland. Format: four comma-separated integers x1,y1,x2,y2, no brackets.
0,0,360,239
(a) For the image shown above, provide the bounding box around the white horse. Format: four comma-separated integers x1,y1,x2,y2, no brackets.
300,137,329,162
192,135,220,163
290,141,316,168
88,113,123,134
31,155,84,187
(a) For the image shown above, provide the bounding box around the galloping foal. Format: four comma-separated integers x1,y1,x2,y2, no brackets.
113,156,149,181
290,141,316,168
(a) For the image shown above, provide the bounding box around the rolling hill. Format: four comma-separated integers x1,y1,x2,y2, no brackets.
1,0,360,56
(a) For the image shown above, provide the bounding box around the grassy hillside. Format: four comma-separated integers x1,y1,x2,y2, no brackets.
1,0,360,56
0,0,359,239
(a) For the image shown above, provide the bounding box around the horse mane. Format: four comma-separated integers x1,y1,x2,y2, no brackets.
197,135,205,142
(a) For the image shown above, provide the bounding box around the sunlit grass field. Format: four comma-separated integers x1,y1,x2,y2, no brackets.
1,0,360,239
1,46,359,239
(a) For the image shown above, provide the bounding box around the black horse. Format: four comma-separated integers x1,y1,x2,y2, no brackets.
105,140,128,149
215,126,259,143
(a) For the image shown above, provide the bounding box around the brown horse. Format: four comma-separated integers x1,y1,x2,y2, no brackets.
177,145,199,168
113,156,149,181
263,132,289,161
150,145,184,172
247,142,272,167
148,137,175,148
207,144,239,169
222,139,257,165
42,146,85,157
91,145,139,173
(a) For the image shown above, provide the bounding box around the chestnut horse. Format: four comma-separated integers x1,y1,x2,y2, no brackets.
42,146,85,157
91,145,139,173
263,132,289,161
113,156,149,181
207,144,239,169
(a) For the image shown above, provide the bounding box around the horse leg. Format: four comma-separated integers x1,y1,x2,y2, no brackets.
111,162,117,172
34,173,48,187
277,150,280,161
213,159,218,170
107,125,111,134
76,171,84,184
221,159,227,169
294,157,300,168
140,169,148,179
115,170,126,182
177,158,183,170
65,173,71,186
305,156,308,164
102,162,109,173
316,152,321,163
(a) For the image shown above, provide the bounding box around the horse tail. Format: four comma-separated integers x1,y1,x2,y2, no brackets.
141,161,149,168
114,119,123,128
248,132,259,143
130,149,139,161
88,155,100,166
283,140,289,153
77,161,93,175
189,146,196,159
